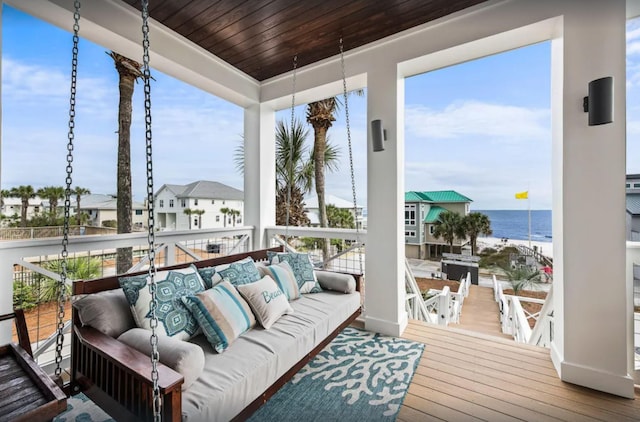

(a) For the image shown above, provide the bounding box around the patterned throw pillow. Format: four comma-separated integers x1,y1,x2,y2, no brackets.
194,264,217,289
258,261,300,301
119,267,206,341
236,275,294,329
217,257,262,286
181,280,256,353
267,252,322,294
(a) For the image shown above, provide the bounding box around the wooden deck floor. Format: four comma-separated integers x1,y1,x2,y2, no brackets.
457,285,511,339
399,320,640,422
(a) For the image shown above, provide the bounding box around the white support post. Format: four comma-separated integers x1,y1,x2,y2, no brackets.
551,0,634,398
364,63,408,337
244,104,276,250
0,2,9,345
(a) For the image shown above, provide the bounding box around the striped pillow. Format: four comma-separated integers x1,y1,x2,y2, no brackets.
259,261,300,301
181,280,256,353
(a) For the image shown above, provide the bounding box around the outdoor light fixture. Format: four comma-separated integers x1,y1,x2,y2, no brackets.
371,119,387,152
583,76,614,126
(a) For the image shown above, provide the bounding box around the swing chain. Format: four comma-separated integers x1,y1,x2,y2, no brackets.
140,1,161,420
339,38,363,276
285,55,297,243
56,0,81,378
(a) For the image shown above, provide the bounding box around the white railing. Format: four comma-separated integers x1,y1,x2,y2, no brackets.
265,226,366,274
0,226,254,371
625,242,640,382
492,274,553,347
422,286,452,325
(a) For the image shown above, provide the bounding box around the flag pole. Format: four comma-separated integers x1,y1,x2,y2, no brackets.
528,194,531,249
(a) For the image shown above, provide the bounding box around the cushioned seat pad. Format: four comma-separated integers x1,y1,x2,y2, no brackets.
181,291,360,422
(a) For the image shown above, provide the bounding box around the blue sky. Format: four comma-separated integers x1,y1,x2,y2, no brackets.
2,5,639,210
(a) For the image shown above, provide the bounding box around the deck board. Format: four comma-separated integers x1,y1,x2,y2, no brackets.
401,320,640,422
457,284,512,338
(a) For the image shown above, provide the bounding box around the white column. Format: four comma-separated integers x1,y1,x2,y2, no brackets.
551,0,634,398
364,63,408,337
0,1,10,345
244,104,276,250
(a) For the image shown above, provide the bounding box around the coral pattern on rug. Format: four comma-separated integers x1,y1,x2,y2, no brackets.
249,326,424,421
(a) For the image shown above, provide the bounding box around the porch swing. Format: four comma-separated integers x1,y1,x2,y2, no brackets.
66,2,363,420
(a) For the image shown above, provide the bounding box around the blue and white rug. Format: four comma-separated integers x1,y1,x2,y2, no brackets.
249,326,425,421
53,393,114,422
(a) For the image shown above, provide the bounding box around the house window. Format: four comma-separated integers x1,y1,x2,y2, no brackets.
429,225,435,235
212,200,215,204
194,199,198,206
34,206,40,213
237,217,242,224
135,210,142,215
223,200,226,205
627,183,631,188
216,215,220,222
405,204,416,225
634,183,640,188
405,230,416,237
169,199,174,208
159,200,164,207
181,199,186,207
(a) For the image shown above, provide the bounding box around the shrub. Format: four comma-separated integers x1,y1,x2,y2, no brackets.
13,281,38,310
102,220,117,228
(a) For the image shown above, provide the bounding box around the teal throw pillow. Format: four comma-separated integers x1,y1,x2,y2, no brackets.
217,257,262,286
194,264,217,289
119,267,206,340
268,252,322,294
258,260,300,301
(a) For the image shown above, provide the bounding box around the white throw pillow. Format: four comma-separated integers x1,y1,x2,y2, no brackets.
236,275,293,329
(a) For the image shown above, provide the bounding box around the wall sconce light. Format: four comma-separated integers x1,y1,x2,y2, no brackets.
583,76,613,126
371,119,387,152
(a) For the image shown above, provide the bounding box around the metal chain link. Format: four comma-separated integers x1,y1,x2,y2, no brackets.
285,55,298,243
339,38,364,276
56,0,81,378
140,1,161,420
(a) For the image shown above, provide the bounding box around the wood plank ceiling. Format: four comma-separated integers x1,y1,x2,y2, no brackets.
121,0,487,81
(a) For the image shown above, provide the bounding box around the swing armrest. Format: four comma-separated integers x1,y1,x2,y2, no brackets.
75,325,184,392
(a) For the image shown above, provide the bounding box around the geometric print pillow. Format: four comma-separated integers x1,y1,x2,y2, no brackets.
118,267,206,341
217,257,262,286
267,252,322,294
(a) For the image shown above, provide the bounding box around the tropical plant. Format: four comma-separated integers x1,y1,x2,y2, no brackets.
432,210,465,253
72,186,91,216
39,256,102,302
192,209,205,228
184,208,194,229
220,207,230,227
109,51,143,274
8,185,36,227
228,209,240,226
13,281,38,310
462,212,493,255
326,204,355,229
501,265,543,294
37,186,65,215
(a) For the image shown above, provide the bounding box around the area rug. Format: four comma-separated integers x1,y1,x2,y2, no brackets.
248,326,424,421
53,393,115,422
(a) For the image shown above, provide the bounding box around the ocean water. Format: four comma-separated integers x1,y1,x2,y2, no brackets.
473,210,552,243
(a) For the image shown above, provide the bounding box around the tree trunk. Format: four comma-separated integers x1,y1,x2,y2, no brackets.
116,71,135,274
312,125,329,265
21,199,28,227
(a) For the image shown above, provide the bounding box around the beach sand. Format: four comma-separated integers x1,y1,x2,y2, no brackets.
478,236,553,259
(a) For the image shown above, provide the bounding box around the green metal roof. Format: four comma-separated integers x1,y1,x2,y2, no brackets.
404,190,472,203
424,206,446,223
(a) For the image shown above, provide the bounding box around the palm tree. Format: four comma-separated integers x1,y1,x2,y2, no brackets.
109,51,143,274
432,210,466,253
306,91,359,261
220,207,230,227
463,212,493,255
183,208,193,229
72,186,91,216
8,185,36,227
193,209,205,228
228,209,240,226
37,186,64,215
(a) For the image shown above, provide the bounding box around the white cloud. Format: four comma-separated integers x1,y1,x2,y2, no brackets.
405,100,550,142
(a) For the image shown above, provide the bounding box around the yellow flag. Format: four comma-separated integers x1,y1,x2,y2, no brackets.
515,191,528,199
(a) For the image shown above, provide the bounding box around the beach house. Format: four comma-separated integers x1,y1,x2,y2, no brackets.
154,180,244,231
0,1,638,420
79,194,148,229
304,194,365,229
405,190,472,259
